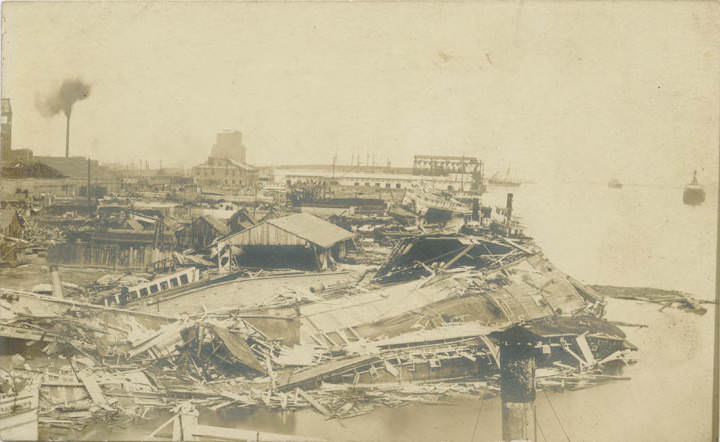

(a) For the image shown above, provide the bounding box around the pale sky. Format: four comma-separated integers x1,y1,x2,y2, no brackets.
2,1,719,185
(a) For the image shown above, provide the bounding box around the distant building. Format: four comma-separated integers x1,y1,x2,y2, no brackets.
32,156,101,180
193,131,257,190
284,170,478,192
413,155,483,177
210,131,246,164
192,157,258,189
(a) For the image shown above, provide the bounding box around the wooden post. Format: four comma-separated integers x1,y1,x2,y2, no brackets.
499,342,537,442
176,404,199,441
505,193,514,237
87,158,92,204
49,265,64,299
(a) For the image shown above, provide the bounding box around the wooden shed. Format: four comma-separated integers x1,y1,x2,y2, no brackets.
188,215,229,250
217,212,354,270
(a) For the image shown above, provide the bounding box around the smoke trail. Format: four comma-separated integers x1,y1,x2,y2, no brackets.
36,78,91,118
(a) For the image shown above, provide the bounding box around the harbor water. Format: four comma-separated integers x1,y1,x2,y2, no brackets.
77,182,717,441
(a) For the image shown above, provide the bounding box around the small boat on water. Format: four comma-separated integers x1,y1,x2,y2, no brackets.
683,170,705,206
488,165,521,187
0,383,39,440
608,178,623,189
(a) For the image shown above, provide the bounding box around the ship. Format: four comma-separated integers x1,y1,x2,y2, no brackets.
683,170,705,206
488,165,521,187
608,178,623,189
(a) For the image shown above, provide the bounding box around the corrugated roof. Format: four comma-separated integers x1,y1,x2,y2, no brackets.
267,213,354,249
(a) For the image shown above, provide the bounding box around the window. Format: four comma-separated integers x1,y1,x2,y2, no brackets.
396,183,401,189
385,183,391,188
448,185,454,191
354,182,359,187
375,183,380,187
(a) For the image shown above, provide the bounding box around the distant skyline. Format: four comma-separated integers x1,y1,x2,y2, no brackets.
2,2,718,185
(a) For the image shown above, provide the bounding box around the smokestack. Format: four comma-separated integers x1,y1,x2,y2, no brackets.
66,112,71,158
35,79,91,158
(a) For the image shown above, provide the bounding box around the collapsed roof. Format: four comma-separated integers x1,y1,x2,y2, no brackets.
375,233,529,281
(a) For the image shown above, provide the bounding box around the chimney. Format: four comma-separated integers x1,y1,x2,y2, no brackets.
65,114,71,158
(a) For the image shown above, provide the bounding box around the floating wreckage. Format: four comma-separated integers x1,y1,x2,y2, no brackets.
683,170,705,206
0,226,641,439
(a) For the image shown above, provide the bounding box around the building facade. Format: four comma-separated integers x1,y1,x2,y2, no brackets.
413,155,483,176
192,157,258,189
193,131,257,190
284,170,479,192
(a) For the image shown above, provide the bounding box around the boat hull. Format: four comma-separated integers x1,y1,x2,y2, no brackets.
683,188,705,205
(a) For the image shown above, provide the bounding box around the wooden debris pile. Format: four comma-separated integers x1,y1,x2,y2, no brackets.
590,285,711,314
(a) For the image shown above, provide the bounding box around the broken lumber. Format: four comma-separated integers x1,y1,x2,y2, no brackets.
76,371,113,411
296,388,331,417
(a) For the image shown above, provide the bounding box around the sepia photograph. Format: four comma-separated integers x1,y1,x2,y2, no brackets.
0,1,718,441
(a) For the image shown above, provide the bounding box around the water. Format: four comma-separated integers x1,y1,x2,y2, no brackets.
74,182,717,441
485,182,717,299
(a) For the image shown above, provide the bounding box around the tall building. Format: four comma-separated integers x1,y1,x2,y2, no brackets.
210,130,246,164
1,99,12,160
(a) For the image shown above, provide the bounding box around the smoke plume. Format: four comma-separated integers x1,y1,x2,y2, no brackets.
36,78,91,118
